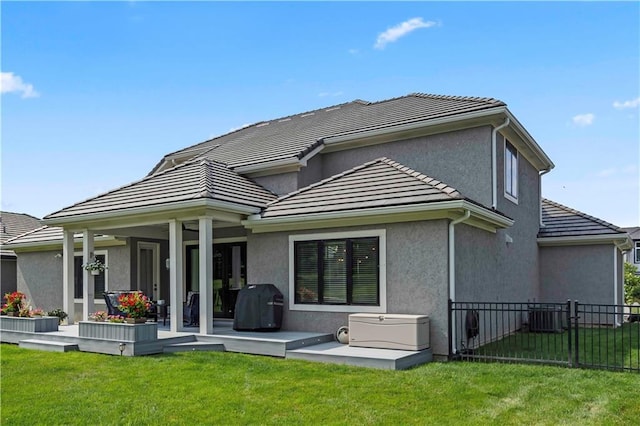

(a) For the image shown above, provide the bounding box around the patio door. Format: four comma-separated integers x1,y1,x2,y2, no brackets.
185,242,246,318
138,242,160,301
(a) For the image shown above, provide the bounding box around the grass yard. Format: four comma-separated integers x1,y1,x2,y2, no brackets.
474,323,640,371
1,344,639,425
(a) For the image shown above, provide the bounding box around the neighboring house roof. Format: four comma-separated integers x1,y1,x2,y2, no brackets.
0,212,42,244
622,227,640,240
154,93,510,172
45,159,277,223
538,199,630,248
263,157,463,218
0,212,42,257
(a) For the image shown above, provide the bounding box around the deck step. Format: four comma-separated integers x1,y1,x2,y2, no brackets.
163,341,225,353
286,341,433,370
19,339,79,353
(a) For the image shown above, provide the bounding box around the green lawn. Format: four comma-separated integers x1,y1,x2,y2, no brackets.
1,344,638,425
473,323,639,370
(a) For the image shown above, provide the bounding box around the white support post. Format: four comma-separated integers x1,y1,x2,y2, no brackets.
82,230,95,321
199,217,214,334
62,230,75,324
169,219,184,332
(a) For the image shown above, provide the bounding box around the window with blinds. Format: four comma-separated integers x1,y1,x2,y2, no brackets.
294,237,379,306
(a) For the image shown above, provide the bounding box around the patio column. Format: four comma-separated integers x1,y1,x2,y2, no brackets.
82,230,95,321
198,216,214,334
62,230,75,324
169,219,184,332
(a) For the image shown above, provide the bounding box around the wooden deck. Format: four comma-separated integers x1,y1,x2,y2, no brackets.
2,319,432,370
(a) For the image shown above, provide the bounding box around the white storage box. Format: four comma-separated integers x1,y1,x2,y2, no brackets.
349,313,430,351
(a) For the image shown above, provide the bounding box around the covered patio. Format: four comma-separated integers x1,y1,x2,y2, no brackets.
43,159,277,335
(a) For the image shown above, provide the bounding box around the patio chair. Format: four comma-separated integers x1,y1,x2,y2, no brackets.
183,291,200,326
102,291,158,321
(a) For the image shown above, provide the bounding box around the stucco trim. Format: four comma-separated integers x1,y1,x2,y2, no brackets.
288,229,387,313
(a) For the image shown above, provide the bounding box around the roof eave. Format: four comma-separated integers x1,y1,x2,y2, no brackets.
243,200,513,234
43,198,263,229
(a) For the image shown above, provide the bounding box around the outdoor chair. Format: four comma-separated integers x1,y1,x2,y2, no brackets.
102,291,158,321
183,291,200,326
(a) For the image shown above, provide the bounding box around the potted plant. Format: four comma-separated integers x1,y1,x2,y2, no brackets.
82,257,107,276
47,308,68,325
1,291,26,316
117,292,151,323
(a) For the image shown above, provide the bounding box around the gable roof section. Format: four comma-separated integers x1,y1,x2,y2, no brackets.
263,157,463,218
156,93,507,172
0,212,42,244
45,159,277,223
245,157,512,233
538,199,630,248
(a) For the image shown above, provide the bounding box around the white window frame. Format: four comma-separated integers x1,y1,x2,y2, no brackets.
73,249,108,302
289,229,386,313
504,139,519,204
634,241,640,264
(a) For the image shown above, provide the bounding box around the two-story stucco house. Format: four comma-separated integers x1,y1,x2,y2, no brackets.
622,227,640,274
6,93,631,357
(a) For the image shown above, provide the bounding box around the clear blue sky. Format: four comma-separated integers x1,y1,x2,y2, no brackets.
2,1,639,227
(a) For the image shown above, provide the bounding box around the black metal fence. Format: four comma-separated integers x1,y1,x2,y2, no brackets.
448,300,639,372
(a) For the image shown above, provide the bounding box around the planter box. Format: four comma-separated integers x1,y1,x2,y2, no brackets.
78,321,158,342
0,316,59,333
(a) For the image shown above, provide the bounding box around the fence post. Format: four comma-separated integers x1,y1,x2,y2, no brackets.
574,300,580,368
448,299,453,360
566,299,573,367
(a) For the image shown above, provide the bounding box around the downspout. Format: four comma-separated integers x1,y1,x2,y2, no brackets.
613,245,620,326
539,168,552,227
492,117,510,209
449,209,471,355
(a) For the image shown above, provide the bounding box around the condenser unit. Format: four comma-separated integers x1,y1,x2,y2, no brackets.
528,306,563,333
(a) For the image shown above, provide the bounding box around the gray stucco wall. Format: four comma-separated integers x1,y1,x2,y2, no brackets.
16,244,132,320
539,244,616,304
253,172,299,196
247,220,451,356
320,126,493,207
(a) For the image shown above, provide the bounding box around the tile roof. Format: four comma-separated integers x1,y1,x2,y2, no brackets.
45,159,277,220
622,227,640,240
4,225,112,247
161,93,506,170
0,212,42,244
539,198,626,238
262,157,463,218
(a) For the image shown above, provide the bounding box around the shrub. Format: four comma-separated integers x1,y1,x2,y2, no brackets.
624,262,640,304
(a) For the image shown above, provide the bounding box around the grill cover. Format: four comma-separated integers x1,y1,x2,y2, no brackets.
233,284,284,331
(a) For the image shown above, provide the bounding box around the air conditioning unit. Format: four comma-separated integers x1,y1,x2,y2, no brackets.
528,306,563,333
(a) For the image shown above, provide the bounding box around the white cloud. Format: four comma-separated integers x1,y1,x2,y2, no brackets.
374,17,438,50
613,97,640,110
572,113,595,126
348,48,359,55
0,72,40,98
228,123,251,133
